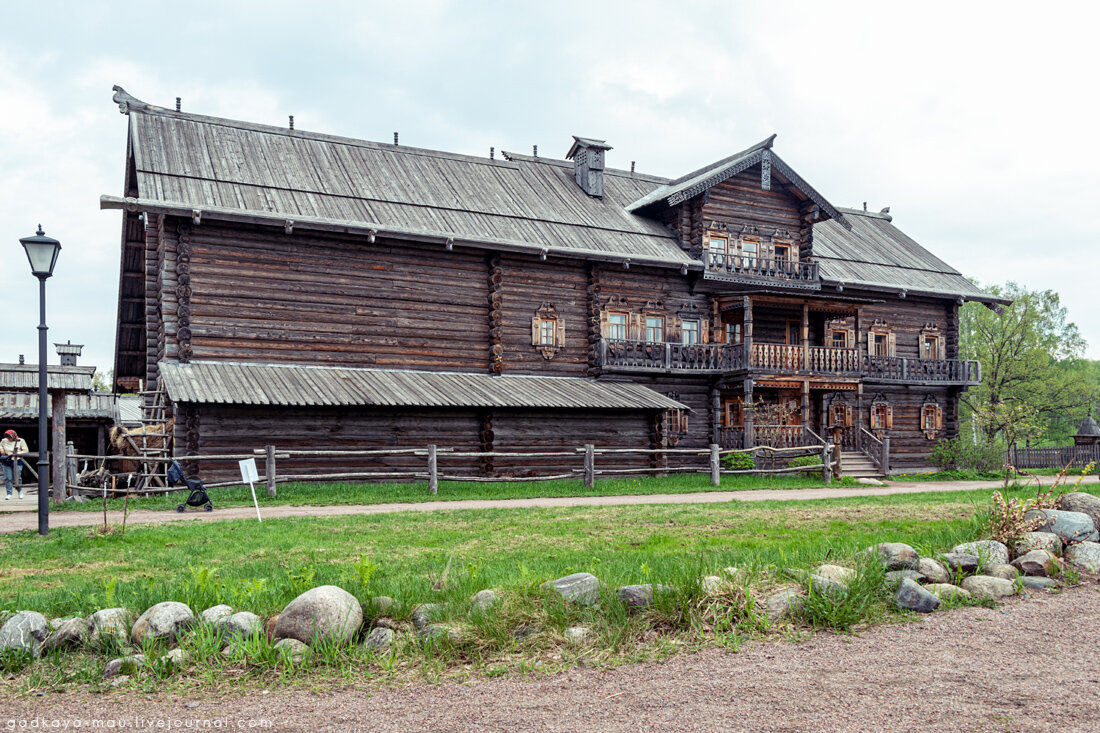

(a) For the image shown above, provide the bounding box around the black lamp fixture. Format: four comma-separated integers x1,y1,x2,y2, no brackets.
19,225,61,536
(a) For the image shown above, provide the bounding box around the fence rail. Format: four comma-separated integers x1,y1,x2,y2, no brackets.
1008,444,1100,470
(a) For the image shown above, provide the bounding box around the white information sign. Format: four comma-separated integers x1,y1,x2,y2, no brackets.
238,458,262,522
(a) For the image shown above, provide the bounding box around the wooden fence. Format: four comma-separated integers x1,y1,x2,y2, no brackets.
67,441,840,497
1007,444,1100,470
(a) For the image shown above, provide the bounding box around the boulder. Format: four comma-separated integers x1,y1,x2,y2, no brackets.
218,612,263,639
88,608,129,642
1020,576,1060,591
984,563,1019,581
274,638,308,663
131,602,195,645
895,578,941,613
470,590,500,615
918,558,951,584
961,575,1016,599
273,585,363,645
617,584,672,612
924,583,971,600
941,553,980,574
814,564,855,586
1011,549,1059,577
1057,492,1100,531
866,543,920,571
365,627,394,654
542,573,601,607
885,570,925,587
765,587,806,621
199,605,234,625
418,623,466,644
1065,541,1100,572
1023,509,1099,544
104,653,146,679
809,574,847,598
411,603,443,631
564,626,590,644
1013,532,1063,558
41,617,90,653
951,540,1010,567
0,611,49,655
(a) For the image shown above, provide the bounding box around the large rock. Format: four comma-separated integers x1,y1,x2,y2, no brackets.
88,608,129,642
1058,492,1100,531
274,638,309,663
1011,549,1059,577
1023,509,1099,544
895,578,941,613
866,543,920,571
218,612,263,639
1013,532,1063,558
765,587,806,621
104,653,146,678
1020,576,1059,591
273,585,363,645
365,627,394,654
616,584,671,612
470,590,500,615
199,605,234,625
924,583,971,600
809,574,847,598
0,611,49,654
41,617,90,653
918,558,951,584
951,540,1010,567
1065,541,1100,572
814,565,855,586
411,603,443,631
542,573,601,607
984,563,1019,581
961,575,1016,599
131,602,195,645
941,553,980,574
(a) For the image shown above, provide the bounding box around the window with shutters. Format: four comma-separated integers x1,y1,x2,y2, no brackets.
724,397,744,427
869,395,893,434
531,302,565,359
919,325,945,360
869,320,895,357
921,396,944,439
828,400,853,428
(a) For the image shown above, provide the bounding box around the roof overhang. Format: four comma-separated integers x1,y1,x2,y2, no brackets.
158,361,688,411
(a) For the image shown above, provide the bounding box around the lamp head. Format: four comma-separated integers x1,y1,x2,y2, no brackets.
19,225,61,278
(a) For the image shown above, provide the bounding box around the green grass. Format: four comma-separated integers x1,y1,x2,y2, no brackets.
38,472,847,514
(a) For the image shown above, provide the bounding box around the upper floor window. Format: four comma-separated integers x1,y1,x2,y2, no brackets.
607,312,628,341
868,321,896,357
681,319,700,345
830,329,849,348
773,243,790,261
741,237,759,259
707,233,728,259
726,322,743,345
531,302,565,359
645,316,664,343
920,325,945,360
537,318,556,346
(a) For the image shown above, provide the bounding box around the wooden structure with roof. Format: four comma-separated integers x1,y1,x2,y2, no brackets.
103,87,1002,478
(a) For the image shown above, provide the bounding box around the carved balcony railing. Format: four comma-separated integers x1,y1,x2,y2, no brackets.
718,425,819,450
598,339,744,373
703,252,820,290
862,356,981,385
750,344,861,376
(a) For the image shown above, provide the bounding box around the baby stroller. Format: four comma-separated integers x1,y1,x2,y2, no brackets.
167,460,213,512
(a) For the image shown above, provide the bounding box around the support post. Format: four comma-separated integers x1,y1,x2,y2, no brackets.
801,304,809,370
584,443,594,488
822,443,833,483
51,391,66,503
428,444,438,494
832,433,844,479
710,386,721,445
66,441,76,488
710,444,720,486
882,433,890,476
744,378,755,448
265,444,277,497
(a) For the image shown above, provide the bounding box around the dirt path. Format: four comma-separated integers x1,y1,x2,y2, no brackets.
7,582,1099,732
0,480,1006,534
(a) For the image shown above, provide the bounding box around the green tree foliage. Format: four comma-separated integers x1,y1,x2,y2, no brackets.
960,282,1097,444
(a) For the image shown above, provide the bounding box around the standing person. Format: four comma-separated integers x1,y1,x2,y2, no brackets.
1,429,28,500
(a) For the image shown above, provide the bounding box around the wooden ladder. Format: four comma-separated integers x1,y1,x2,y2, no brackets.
131,384,171,492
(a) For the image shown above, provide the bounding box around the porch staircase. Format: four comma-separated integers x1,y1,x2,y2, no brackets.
840,450,884,479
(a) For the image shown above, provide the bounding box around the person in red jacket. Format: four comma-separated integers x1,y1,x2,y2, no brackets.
1,429,29,499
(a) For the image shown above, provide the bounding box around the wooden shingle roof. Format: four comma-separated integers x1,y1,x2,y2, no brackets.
158,361,687,411
0,364,94,393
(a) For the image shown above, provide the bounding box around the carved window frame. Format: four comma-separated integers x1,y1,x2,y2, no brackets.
921,395,944,439
919,324,945,361
869,393,893,435
869,319,896,358
826,317,855,349
664,392,689,446
825,392,853,428
675,303,708,346
531,302,565,359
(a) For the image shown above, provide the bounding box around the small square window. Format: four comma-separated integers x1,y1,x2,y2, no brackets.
830,330,848,348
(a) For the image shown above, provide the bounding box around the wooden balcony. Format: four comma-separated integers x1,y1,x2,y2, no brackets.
702,253,820,291
719,425,821,450
598,339,982,385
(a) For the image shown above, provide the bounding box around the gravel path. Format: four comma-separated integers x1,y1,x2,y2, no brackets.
7,583,1099,732
0,480,1005,534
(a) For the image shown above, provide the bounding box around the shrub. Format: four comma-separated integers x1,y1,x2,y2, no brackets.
787,455,823,468
722,452,755,471
930,437,1001,472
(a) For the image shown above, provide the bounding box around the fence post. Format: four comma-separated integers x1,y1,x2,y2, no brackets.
710,444,720,487
428,444,438,494
882,434,890,476
66,441,77,489
584,444,595,489
833,443,843,479
822,443,833,483
265,445,277,497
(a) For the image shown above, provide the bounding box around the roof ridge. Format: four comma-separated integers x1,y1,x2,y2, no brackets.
665,134,776,186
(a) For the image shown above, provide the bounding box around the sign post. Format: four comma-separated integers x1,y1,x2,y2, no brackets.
238,458,262,523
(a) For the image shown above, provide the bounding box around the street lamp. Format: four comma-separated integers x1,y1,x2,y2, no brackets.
19,226,61,536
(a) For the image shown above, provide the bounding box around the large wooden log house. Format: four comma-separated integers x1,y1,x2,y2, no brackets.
103,87,1002,479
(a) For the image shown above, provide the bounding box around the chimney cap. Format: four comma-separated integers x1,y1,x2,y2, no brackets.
54,342,84,355
566,136,612,160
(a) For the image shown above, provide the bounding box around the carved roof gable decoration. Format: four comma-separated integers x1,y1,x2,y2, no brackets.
531,302,565,360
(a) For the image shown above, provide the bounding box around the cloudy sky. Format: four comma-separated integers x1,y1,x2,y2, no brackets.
2,1,1098,375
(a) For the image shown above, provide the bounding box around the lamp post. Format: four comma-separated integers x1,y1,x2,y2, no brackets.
19,226,61,536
